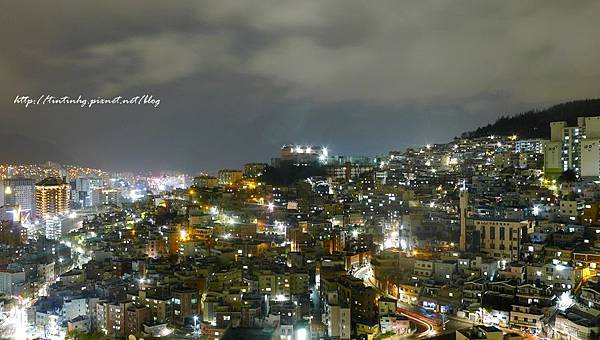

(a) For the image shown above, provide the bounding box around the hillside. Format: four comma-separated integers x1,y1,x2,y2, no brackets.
462,99,600,139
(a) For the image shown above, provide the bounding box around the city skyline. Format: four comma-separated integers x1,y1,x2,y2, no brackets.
2,1,600,172
3,2,600,339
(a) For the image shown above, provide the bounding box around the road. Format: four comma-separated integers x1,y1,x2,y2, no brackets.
0,228,94,339
354,263,543,339
353,264,441,338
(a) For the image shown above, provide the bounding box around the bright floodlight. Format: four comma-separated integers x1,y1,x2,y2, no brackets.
267,202,275,212
160,328,174,336
558,291,574,311
296,328,308,340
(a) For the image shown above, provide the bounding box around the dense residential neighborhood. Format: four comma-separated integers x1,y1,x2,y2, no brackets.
1,117,600,339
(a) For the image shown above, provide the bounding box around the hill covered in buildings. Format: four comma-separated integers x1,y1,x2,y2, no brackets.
462,99,600,139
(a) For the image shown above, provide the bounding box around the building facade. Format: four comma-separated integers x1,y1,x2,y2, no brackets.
35,177,69,218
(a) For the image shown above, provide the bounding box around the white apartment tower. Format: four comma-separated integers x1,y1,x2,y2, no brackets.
544,116,600,178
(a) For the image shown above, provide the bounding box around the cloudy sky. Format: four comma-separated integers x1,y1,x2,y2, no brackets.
1,1,599,173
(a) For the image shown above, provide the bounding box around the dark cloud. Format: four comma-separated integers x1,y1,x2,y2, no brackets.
1,1,599,172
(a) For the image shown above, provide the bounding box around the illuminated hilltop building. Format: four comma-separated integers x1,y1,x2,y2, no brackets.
35,177,69,218
280,145,328,164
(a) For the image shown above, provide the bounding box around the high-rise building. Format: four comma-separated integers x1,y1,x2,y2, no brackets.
3,177,36,221
581,139,600,178
545,116,600,178
35,177,69,218
91,188,121,206
73,177,102,207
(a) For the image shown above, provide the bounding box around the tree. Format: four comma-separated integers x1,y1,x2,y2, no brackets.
558,169,577,183
260,161,326,186
66,330,114,340
462,99,600,139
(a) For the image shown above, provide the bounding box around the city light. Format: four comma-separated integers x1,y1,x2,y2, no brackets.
129,189,144,201
2,14,597,339
400,238,407,250
296,328,308,340
160,328,174,337
558,291,574,311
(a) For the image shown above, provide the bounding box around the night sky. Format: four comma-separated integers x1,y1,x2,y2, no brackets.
1,1,599,173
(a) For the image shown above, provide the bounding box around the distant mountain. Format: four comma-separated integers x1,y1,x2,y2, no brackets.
462,99,600,139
